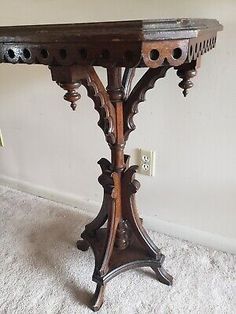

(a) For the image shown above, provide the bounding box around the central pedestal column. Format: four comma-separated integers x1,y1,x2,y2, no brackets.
75,67,173,311
49,63,184,312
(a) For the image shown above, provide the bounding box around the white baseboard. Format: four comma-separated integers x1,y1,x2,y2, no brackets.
0,175,99,213
0,174,235,254
143,215,236,254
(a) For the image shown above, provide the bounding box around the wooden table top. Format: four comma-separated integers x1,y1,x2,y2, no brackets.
0,19,222,68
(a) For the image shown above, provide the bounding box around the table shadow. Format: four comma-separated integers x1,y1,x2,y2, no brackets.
21,206,94,308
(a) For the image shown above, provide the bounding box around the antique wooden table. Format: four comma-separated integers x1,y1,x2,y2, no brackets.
0,19,222,311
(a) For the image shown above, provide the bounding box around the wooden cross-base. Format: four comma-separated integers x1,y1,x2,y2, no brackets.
76,156,172,311
0,19,222,312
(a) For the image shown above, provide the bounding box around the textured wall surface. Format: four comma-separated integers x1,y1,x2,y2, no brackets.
0,1,235,251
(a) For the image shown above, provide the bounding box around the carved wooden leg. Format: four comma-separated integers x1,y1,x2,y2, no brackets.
123,155,143,227
122,166,162,259
77,239,90,251
83,195,108,237
83,158,112,234
121,163,173,285
151,265,173,286
91,284,106,312
95,172,120,277
77,158,112,249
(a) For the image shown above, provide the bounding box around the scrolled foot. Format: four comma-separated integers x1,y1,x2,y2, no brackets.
76,239,90,251
151,265,173,286
91,284,106,312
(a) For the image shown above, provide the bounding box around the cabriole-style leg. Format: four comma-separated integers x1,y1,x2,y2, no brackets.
151,265,173,286
91,283,106,312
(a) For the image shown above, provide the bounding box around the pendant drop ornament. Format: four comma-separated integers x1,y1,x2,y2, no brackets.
176,61,197,97
57,82,81,110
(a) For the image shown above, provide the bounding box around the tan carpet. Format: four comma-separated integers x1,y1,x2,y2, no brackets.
0,185,235,314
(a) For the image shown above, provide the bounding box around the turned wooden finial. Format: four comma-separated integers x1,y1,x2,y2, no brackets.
176,61,198,97
115,219,130,250
177,68,197,97
57,82,81,110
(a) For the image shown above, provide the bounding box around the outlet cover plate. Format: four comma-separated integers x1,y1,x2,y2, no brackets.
137,148,155,176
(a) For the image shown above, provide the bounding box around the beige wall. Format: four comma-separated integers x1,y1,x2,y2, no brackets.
0,1,235,253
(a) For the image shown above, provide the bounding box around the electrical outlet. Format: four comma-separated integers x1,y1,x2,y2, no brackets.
0,129,4,147
137,149,155,176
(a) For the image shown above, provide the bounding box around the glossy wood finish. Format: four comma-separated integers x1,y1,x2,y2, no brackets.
0,19,222,311
0,19,222,68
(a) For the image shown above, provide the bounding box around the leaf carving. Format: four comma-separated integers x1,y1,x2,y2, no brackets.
81,67,116,144
123,66,170,141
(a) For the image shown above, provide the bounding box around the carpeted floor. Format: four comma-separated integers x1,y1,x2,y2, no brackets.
0,185,235,314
